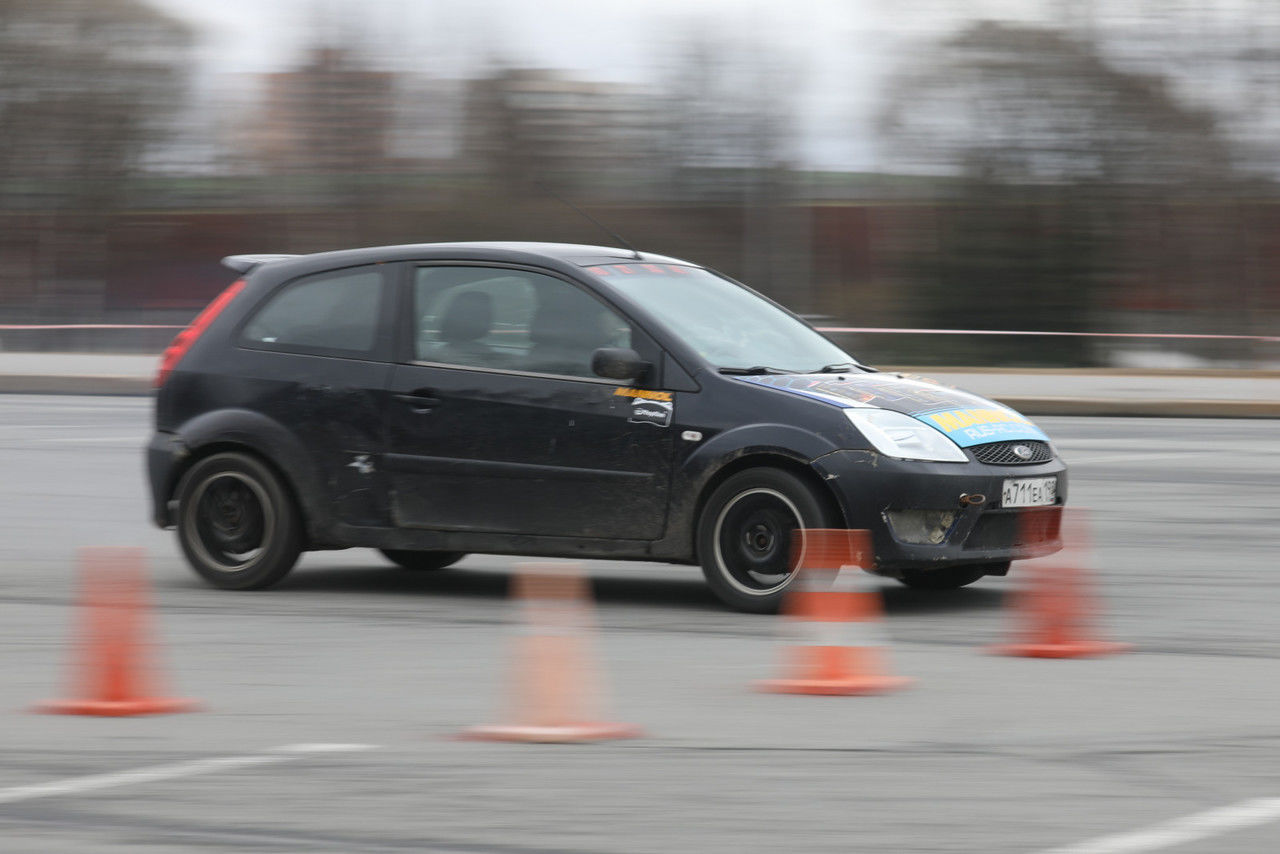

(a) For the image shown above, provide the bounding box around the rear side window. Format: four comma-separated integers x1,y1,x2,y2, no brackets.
242,266,383,356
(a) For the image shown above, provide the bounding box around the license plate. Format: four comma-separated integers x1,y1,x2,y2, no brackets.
1002,477,1057,508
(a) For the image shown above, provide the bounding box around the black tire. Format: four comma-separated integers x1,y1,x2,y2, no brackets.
380,549,466,571
696,467,841,613
175,452,302,590
897,563,1000,590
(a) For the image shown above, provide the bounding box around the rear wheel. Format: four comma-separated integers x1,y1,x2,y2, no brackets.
176,452,301,590
380,549,465,572
897,563,1001,590
697,467,840,613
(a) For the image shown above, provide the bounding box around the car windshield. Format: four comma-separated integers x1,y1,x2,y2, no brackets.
587,263,856,373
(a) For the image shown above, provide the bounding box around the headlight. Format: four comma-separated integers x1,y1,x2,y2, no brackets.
844,409,968,463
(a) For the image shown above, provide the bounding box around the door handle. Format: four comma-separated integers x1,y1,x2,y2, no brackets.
395,390,441,413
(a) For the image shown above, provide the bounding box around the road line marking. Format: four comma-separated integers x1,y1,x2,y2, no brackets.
1033,797,1280,854
31,436,145,444
0,743,377,806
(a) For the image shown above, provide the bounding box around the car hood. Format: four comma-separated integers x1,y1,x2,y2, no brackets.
736,373,1050,448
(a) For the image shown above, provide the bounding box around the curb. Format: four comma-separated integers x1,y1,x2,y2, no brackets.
887,366,1280,379
994,397,1280,419
0,376,152,396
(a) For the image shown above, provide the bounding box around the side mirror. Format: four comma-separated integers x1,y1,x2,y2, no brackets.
591,347,650,381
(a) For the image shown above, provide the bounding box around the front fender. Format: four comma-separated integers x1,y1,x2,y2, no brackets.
655,423,846,560
680,422,840,486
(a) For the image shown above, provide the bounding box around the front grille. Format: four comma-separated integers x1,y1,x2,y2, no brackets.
969,440,1052,465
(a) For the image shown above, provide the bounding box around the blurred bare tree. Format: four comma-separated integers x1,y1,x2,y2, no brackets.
0,0,191,207
658,33,812,307
882,21,1232,186
0,0,190,317
659,33,798,199
879,21,1242,365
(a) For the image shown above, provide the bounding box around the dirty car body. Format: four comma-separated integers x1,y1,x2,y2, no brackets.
147,242,1066,612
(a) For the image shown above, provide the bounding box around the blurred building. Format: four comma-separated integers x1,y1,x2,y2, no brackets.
462,68,663,196
245,48,396,175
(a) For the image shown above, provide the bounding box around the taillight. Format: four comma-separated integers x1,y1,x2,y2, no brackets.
155,279,246,387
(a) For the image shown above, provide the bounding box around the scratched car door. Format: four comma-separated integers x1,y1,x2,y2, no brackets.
383,264,676,540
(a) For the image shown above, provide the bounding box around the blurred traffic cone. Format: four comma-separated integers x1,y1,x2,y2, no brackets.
757,529,912,695
460,563,641,743
35,548,199,716
989,508,1131,658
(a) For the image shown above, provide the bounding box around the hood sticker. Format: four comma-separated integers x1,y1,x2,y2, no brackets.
735,373,1047,447
915,406,1048,447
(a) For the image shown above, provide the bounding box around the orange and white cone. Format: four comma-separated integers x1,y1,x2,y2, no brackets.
459,563,642,743
35,548,200,717
756,529,912,696
989,507,1131,658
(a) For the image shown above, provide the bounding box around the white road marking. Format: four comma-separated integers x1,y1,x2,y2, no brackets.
30,436,145,443
0,743,376,806
1034,797,1280,854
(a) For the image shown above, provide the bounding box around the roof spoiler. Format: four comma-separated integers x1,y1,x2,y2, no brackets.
220,254,300,274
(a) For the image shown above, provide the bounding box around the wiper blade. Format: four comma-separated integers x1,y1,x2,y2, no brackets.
814,362,872,373
718,365,791,375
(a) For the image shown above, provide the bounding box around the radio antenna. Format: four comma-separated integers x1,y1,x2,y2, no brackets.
550,192,642,260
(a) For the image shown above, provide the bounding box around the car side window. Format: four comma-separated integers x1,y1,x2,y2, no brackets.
242,266,383,356
414,266,632,378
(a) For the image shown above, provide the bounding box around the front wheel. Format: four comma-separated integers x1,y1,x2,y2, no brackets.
380,549,466,571
697,467,841,613
175,452,302,590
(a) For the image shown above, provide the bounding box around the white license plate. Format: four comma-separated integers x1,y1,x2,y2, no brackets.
1002,477,1057,508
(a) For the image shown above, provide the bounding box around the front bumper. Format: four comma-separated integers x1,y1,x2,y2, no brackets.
811,449,1067,574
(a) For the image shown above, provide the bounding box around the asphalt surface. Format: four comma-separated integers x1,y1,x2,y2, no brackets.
0,395,1278,852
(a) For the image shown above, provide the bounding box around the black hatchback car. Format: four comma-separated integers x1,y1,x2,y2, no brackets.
148,242,1065,612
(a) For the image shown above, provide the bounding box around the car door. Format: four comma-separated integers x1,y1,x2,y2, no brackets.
382,263,674,540
237,263,395,527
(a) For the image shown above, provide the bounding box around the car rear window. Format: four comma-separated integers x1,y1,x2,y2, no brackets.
242,267,383,356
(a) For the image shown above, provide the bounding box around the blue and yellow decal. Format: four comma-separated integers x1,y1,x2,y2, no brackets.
914,406,1048,448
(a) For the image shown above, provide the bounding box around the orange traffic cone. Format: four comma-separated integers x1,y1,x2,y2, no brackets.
989,508,1131,658
459,563,642,743
35,548,199,717
756,529,912,695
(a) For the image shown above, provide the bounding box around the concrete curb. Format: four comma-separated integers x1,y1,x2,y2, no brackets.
0,376,152,396
1,375,1276,417
887,366,1280,378
995,397,1280,419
